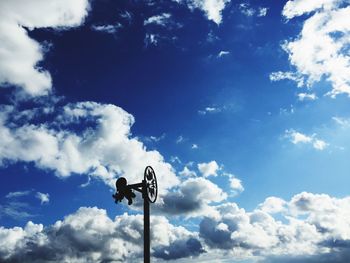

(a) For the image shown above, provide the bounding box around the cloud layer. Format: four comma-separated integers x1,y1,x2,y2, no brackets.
0,207,204,262
274,0,350,97
1,192,350,262
0,102,179,192
0,0,90,96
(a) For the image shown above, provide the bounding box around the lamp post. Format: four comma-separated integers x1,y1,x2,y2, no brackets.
112,166,158,263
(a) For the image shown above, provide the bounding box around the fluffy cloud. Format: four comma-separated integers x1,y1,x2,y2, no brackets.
258,196,287,214
0,0,90,96
285,129,328,150
0,207,204,262
2,192,350,262
0,102,179,193
157,177,227,217
229,176,244,194
198,161,219,177
275,0,350,97
179,166,197,177
184,0,230,24
282,0,342,19
200,192,350,262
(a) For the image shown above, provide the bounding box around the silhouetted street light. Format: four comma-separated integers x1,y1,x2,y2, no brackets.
112,166,158,263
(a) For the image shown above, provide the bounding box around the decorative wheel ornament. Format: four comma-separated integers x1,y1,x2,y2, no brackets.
144,166,157,203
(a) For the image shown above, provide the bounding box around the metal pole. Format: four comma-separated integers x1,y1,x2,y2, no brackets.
143,180,150,263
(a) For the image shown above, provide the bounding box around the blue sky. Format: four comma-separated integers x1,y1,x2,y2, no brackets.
1,0,350,262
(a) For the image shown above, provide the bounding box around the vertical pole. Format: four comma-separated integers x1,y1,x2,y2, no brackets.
143,180,150,263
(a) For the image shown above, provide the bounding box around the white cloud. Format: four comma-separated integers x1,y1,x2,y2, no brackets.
144,13,172,26
229,176,244,194
239,3,255,17
0,201,33,220
332,116,350,127
191,144,199,149
157,177,227,217
198,106,222,115
91,24,122,34
0,207,204,262
5,191,31,199
198,160,219,177
285,129,328,150
258,7,268,17
2,192,350,262
185,0,230,24
282,0,341,20
170,156,182,164
35,192,49,205
285,129,313,144
0,102,179,194
201,192,350,261
312,139,328,150
278,0,350,97
144,33,159,47
258,196,287,214
217,51,230,58
179,166,197,177
269,71,304,87
144,133,166,143
239,3,268,18
0,0,90,96
297,93,317,101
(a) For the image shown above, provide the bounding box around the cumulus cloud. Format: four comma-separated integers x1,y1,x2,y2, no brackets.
228,176,244,194
282,0,342,20
157,177,227,217
198,161,219,177
275,0,350,97
258,196,287,214
0,0,90,96
179,166,197,177
285,129,328,150
0,207,204,262
0,102,179,193
2,192,350,262
200,192,350,262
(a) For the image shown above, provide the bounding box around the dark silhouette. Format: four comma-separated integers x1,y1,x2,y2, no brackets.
112,166,158,263
113,177,136,205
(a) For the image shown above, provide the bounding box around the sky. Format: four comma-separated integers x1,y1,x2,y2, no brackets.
0,0,350,262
